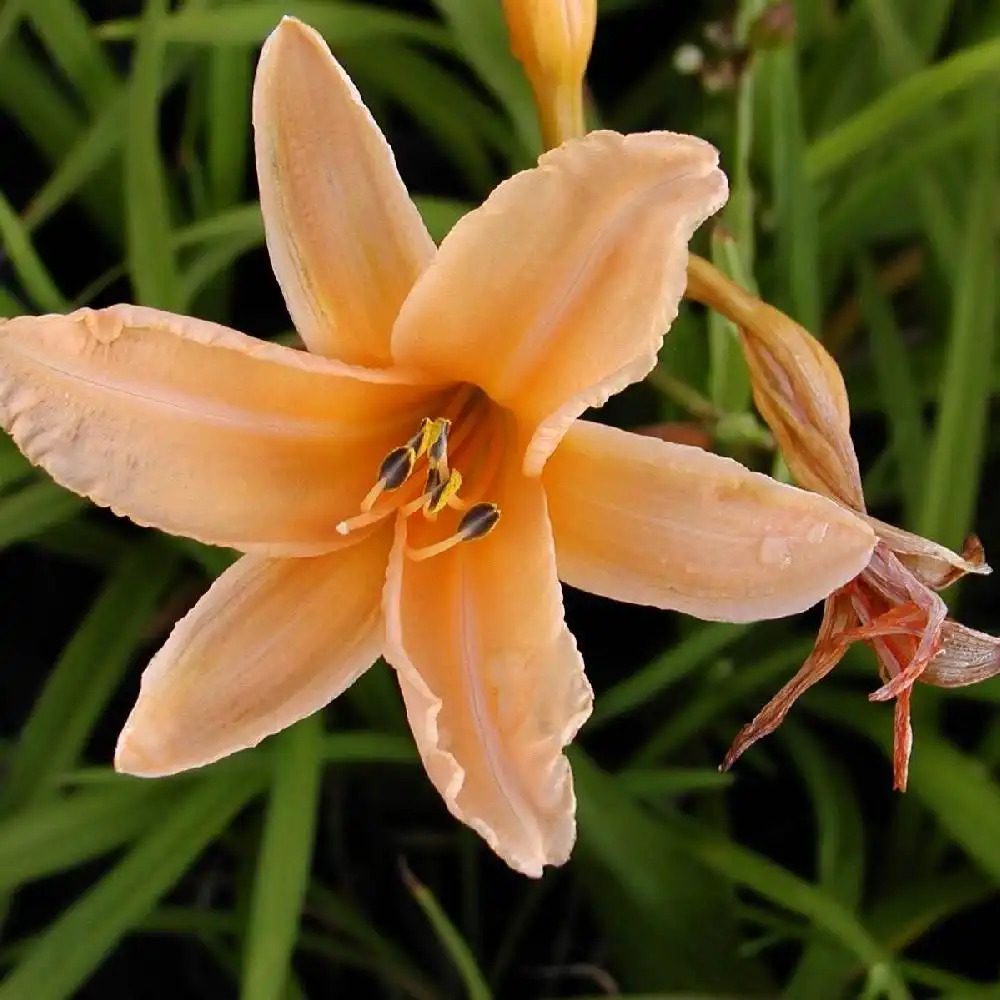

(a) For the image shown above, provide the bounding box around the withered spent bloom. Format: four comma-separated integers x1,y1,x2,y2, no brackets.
687,255,998,790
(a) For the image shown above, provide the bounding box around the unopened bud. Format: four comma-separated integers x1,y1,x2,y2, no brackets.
503,0,596,148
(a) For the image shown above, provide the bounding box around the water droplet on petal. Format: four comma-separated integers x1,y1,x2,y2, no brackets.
759,535,793,569
807,522,829,544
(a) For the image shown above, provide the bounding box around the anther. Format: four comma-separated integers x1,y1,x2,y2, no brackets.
458,502,501,540
362,445,417,511
348,414,497,550
406,417,435,459
406,502,501,561
427,418,451,472
378,446,416,490
426,469,463,517
424,465,443,495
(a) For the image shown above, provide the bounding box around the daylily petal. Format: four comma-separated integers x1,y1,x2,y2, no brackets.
383,436,593,877
0,305,441,553
391,130,727,474
115,527,392,776
544,420,876,621
862,514,991,590
253,16,435,365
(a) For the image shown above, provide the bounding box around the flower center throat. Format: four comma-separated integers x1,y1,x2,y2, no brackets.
337,414,501,560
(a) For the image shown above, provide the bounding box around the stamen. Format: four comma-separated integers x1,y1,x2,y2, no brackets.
360,481,386,513
425,469,463,517
350,409,501,554
336,508,391,535
406,417,435,459
397,468,465,519
458,502,501,539
406,502,501,561
379,445,417,488
424,465,443,495
427,418,451,474
362,445,417,511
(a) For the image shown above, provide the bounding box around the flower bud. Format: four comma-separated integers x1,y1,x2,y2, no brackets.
503,0,596,148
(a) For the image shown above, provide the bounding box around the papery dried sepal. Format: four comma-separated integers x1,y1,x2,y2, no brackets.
924,622,1000,687
863,514,990,590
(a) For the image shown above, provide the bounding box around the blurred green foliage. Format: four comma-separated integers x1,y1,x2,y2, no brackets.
1,1,1000,998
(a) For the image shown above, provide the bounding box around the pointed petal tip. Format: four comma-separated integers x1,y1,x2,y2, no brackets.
864,516,991,589
113,723,174,779
258,15,300,65
818,503,877,588
963,535,992,575
114,702,260,778
268,13,312,42
462,804,576,878
258,15,321,79
546,423,875,622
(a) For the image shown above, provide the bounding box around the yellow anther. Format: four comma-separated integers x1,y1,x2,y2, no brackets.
426,418,451,473
425,469,463,517
406,417,436,460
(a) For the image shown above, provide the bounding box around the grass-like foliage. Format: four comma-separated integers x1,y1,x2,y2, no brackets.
2,1,1000,998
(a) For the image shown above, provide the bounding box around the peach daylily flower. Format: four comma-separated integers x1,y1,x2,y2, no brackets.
0,18,877,875
686,257,997,790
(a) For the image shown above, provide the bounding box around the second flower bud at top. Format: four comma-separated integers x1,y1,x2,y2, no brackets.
503,0,597,147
